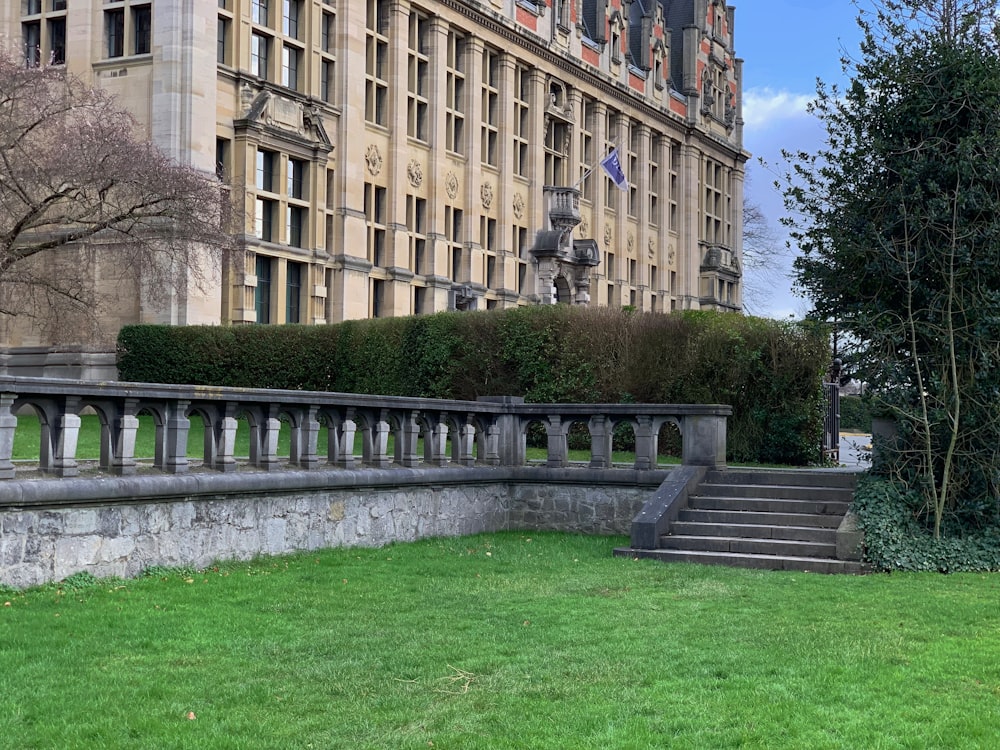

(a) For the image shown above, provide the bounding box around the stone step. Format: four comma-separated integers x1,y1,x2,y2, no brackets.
704,469,859,490
614,547,867,574
694,483,854,502
678,508,843,529
688,495,850,516
671,521,837,543
660,534,836,558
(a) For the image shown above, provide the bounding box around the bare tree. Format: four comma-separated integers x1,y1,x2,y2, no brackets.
740,167,781,312
0,50,230,341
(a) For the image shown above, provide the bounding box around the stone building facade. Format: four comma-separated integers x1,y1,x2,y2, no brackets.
3,0,746,370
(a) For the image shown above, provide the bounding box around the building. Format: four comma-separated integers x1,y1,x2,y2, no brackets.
3,0,746,375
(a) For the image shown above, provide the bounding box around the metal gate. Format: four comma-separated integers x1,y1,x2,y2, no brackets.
822,381,840,463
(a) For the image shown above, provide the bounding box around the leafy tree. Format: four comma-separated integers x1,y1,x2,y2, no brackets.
0,50,230,341
782,0,1000,536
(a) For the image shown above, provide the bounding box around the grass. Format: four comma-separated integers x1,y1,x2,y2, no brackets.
1,532,999,748
10,414,681,466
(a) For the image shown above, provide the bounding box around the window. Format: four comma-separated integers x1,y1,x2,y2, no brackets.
668,141,679,231
255,255,273,323
513,65,530,178
407,195,427,274
282,0,301,39
649,134,660,226
133,5,151,55
286,206,305,247
365,0,389,126
514,225,528,294
544,120,567,186
105,9,124,58
286,262,303,323
282,45,300,90
50,0,66,7
445,206,463,281
251,32,270,79
24,0,42,14
703,158,731,245
482,217,498,289
320,9,336,103
628,120,641,217
365,182,387,267
252,0,269,26
256,150,276,191
604,111,618,209
407,11,430,141
481,47,500,167
579,97,595,201
217,17,229,64
23,22,41,67
255,198,276,241
215,138,230,179
48,17,65,64
371,279,385,318
287,159,306,199
445,31,466,154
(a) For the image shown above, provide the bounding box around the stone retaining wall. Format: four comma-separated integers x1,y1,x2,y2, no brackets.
0,467,666,588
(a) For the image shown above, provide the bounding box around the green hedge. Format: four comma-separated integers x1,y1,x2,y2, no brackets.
839,395,872,433
117,307,830,465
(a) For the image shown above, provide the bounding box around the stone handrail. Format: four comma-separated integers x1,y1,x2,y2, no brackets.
0,377,730,479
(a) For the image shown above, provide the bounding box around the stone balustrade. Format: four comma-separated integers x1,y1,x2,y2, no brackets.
0,376,731,480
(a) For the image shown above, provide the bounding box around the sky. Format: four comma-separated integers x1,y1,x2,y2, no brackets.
737,0,865,319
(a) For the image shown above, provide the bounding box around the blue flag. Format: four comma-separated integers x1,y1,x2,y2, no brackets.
600,148,628,191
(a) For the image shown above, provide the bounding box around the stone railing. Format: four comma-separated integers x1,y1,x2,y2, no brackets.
0,376,731,480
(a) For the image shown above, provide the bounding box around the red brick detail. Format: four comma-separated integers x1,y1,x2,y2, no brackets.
516,5,538,31
582,46,600,67
669,97,687,116
629,71,645,92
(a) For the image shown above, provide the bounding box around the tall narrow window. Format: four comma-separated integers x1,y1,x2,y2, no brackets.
481,46,500,167
544,120,567,186
256,150,276,191
282,0,301,39
445,31,466,154
407,11,429,141
23,22,41,67
48,17,65,64
628,120,640,217
513,65,530,178
255,255,273,323
320,9,336,102
648,132,660,226
252,0,269,26
668,141,679,231
604,110,618,209
217,17,230,64
365,0,389,126
446,206,463,281
133,5,151,55
286,262,303,323
106,10,125,58
282,45,300,89
407,195,427,274
365,182,387,267
579,97,595,201
251,32,270,79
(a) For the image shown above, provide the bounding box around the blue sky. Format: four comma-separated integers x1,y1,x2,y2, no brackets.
738,0,865,318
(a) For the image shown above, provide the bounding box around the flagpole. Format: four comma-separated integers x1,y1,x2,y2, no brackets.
573,136,623,189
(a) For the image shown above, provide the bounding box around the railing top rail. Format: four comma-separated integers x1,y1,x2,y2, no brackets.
0,376,731,418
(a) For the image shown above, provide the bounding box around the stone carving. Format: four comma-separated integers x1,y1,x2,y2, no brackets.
481,182,494,210
513,192,525,220
578,216,589,238
648,237,656,258
668,244,676,263
627,232,635,253
445,171,459,199
365,144,383,176
603,224,612,246
407,160,423,187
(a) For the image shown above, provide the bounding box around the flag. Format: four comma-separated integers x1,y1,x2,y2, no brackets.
600,148,628,192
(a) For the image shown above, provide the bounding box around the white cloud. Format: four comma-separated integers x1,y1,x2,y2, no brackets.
742,87,814,130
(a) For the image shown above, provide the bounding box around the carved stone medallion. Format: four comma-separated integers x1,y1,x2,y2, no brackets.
481,182,494,210
407,160,423,188
365,144,383,176
603,225,612,246
445,171,459,199
513,192,525,220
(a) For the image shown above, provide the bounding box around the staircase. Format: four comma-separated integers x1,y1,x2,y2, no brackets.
617,469,866,574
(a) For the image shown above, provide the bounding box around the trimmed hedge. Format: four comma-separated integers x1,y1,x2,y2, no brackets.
117,307,830,465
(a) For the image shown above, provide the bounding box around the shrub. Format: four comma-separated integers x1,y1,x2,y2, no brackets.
117,309,830,465
853,474,1000,571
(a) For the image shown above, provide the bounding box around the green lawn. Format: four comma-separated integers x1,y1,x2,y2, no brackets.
11,414,676,466
1,532,998,748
